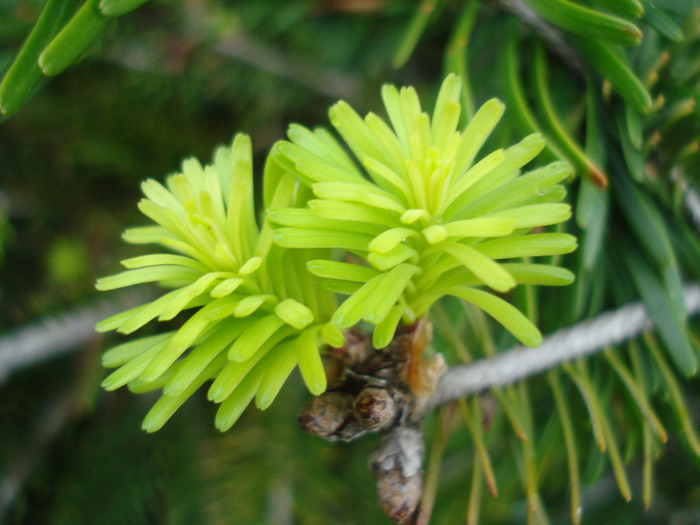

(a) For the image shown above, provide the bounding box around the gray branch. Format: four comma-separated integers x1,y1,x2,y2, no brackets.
671,168,700,233
428,283,700,409
4,283,700,415
685,184,700,232
0,291,144,385
489,0,585,75
212,34,360,102
0,391,76,520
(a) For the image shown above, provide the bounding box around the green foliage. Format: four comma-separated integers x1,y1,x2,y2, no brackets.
96,134,337,432
1,0,700,524
271,76,575,348
94,75,576,434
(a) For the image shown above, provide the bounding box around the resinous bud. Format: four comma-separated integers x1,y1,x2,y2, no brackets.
298,390,371,442
298,391,354,437
353,386,398,431
370,426,425,523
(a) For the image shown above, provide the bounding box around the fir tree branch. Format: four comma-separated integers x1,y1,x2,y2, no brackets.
486,0,585,74
684,183,700,232
0,390,76,520
672,168,700,232
428,283,700,409
212,33,360,102
0,291,145,384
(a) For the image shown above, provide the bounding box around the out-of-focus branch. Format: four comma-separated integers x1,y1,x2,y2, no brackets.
428,283,700,409
0,391,76,520
487,0,585,75
102,0,361,103
212,33,360,102
671,169,700,233
0,291,145,385
684,183,700,232
104,32,361,103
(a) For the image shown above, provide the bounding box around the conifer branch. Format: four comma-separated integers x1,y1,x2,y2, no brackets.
487,0,585,74
0,291,145,384
428,283,700,409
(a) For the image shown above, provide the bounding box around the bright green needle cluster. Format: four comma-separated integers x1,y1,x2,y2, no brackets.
96,134,338,432
270,74,577,349
97,76,578,432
